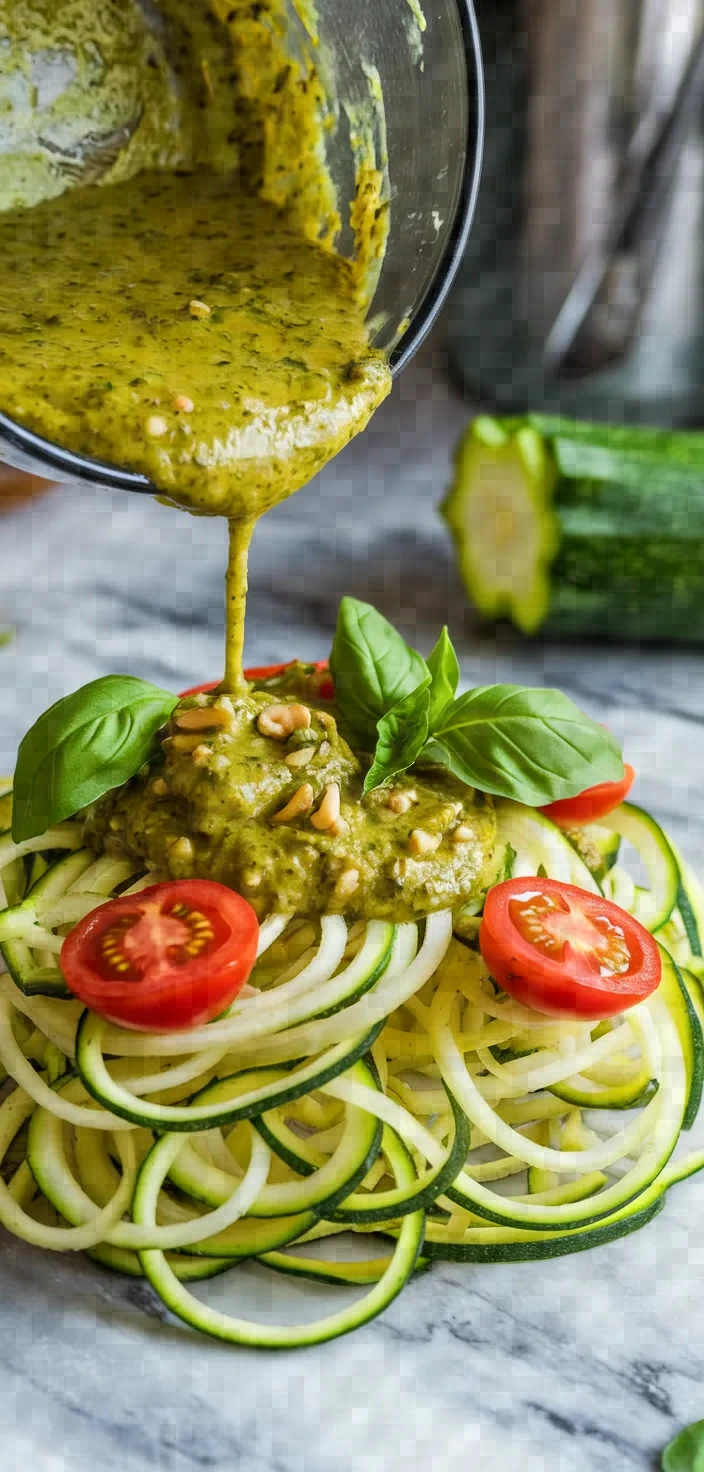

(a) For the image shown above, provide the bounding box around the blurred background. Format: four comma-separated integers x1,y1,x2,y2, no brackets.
451,0,704,424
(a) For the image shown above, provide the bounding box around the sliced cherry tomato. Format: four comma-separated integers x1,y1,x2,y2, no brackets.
61,880,259,1032
479,876,661,1020
179,661,334,700
540,764,635,827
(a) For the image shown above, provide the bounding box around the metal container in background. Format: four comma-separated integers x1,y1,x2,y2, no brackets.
449,0,704,424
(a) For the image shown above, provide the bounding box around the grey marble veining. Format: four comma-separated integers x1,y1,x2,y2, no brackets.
1,344,704,1471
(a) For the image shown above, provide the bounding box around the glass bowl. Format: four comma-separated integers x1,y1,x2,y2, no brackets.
0,0,483,493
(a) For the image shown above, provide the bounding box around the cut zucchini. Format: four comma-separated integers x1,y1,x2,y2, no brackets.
0,849,95,998
134,1126,425,1349
599,803,679,933
87,1242,237,1282
441,418,559,634
167,1061,383,1220
494,800,601,893
443,414,704,642
76,1010,385,1131
259,1245,429,1287
284,1089,470,1226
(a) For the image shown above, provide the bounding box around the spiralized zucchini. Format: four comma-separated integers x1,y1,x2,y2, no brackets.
0,797,703,1347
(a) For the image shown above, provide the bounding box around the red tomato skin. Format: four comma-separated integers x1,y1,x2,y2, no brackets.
479,876,661,1021
540,765,635,827
179,662,333,699
61,881,259,1032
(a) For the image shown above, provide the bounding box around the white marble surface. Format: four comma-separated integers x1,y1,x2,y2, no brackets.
1,345,704,1471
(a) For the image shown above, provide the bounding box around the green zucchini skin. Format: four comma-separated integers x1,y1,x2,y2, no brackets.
445,414,704,642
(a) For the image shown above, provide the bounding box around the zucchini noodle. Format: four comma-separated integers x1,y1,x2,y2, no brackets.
0,796,703,1345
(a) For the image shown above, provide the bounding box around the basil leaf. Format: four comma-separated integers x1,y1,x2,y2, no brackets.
12,675,178,842
426,626,460,730
330,597,429,749
363,680,431,795
425,684,623,806
663,1422,704,1471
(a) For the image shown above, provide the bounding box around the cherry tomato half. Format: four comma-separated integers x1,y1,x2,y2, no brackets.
479,876,661,1020
540,765,635,827
179,661,334,700
61,880,259,1032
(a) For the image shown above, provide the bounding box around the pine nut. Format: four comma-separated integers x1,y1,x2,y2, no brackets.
173,394,194,413
146,414,169,438
151,777,168,797
388,789,418,815
335,867,360,898
272,783,314,823
189,299,211,319
311,783,341,831
169,836,194,862
330,817,350,837
285,746,316,769
213,695,235,718
169,733,203,752
257,703,311,739
176,705,233,732
409,829,441,857
452,825,474,844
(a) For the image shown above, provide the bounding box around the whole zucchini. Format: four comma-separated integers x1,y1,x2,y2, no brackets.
442,414,704,642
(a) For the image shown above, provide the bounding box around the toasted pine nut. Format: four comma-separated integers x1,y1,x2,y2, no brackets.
169,836,194,862
176,704,233,732
311,783,341,831
335,867,360,898
151,777,168,797
189,299,211,319
173,394,194,413
257,703,311,739
388,789,418,815
213,695,235,717
452,824,474,844
146,414,169,438
285,746,316,770
272,783,314,824
330,817,350,837
169,733,204,752
409,829,441,857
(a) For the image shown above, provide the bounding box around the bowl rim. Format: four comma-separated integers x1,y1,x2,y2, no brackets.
0,0,484,493
389,0,485,378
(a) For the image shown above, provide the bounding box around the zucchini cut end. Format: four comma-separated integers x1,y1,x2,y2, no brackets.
442,418,558,635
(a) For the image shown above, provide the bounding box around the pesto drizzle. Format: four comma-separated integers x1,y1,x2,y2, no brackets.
224,519,255,694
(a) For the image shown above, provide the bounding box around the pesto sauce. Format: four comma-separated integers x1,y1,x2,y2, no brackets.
0,169,390,522
1,3,495,920
86,681,499,922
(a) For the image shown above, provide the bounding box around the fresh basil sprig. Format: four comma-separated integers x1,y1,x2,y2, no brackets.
330,598,429,749
424,684,623,804
663,1421,704,1471
331,598,624,803
12,676,178,842
363,679,431,796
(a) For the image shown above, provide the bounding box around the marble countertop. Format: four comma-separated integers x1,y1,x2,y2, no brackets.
1,344,704,1472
